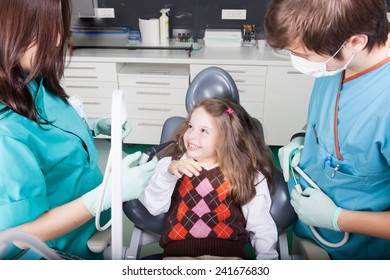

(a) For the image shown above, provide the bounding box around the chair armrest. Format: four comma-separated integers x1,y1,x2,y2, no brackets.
87,228,111,253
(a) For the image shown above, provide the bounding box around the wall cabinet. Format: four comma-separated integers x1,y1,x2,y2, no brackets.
263,66,315,145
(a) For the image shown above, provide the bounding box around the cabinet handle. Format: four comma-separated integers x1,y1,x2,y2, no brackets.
136,69,170,75
136,91,171,96
66,85,99,89
65,75,98,79
233,79,246,83
226,70,246,74
66,66,96,70
138,107,171,112
84,102,101,105
238,89,247,93
136,81,171,86
287,71,303,75
139,123,163,127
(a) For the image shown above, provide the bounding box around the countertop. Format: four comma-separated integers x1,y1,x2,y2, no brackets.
67,39,292,66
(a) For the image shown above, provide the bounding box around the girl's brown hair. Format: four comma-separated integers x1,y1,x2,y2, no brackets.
0,0,72,122
165,98,275,206
264,0,390,59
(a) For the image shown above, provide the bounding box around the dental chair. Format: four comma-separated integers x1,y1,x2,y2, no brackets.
121,66,298,260
89,66,330,260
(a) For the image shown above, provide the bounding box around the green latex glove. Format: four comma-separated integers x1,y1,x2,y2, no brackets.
87,118,131,139
82,151,158,216
278,135,304,182
290,187,342,231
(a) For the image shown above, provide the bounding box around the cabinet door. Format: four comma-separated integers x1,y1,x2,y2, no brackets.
263,66,315,145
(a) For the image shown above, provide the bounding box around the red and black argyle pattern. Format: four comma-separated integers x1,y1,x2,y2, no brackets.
160,166,248,247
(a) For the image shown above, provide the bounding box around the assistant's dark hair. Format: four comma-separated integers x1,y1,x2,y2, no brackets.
0,0,72,122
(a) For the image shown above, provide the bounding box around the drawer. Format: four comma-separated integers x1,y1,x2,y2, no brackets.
122,87,187,105
238,85,265,102
64,81,118,98
118,76,188,88
64,62,118,82
241,101,264,120
230,75,266,86
125,118,166,145
127,103,187,120
190,64,267,77
120,63,189,78
81,97,111,114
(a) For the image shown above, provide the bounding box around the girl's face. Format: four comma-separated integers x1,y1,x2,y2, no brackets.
183,107,219,168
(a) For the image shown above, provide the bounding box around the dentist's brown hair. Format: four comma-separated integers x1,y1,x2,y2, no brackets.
264,0,390,60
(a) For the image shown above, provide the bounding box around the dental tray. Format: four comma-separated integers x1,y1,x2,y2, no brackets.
71,27,130,40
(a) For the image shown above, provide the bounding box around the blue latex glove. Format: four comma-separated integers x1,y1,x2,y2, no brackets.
290,187,342,231
82,151,158,216
87,118,131,139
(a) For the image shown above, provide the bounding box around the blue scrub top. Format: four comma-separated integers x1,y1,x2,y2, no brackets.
0,78,109,259
289,60,390,259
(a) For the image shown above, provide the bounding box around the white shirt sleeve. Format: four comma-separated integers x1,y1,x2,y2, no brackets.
138,157,178,216
242,173,279,260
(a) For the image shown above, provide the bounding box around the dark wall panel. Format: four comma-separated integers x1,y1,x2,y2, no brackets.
72,0,390,40
72,0,270,39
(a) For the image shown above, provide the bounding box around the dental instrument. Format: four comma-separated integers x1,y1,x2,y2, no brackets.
289,146,349,248
138,140,176,165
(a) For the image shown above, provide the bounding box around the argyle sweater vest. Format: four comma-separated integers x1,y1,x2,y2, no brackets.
160,166,249,259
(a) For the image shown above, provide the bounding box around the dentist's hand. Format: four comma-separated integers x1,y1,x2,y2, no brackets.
82,151,158,216
290,187,342,231
278,132,305,182
87,118,131,139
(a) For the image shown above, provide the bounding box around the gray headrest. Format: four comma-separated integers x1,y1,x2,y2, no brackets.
185,66,239,112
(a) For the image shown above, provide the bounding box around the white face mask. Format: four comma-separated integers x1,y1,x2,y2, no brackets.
290,42,355,77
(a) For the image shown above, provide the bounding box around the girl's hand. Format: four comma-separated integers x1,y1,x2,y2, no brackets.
168,158,202,178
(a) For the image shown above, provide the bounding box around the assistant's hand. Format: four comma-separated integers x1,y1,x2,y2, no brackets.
290,187,342,231
168,158,202,178
278,133,305,182
87,118,131,139
82,151,158,216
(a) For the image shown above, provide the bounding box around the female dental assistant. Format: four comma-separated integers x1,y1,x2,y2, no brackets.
264,0,390,259
0,0,157,259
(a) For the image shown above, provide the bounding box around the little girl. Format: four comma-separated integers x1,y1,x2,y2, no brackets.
139,98,278,260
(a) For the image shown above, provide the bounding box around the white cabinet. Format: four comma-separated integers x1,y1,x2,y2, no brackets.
263,66,315,145
190,64,267,123
63,62,122,120
118,64,189,144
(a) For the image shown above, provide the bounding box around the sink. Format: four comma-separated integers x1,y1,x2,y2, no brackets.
272,48,290,59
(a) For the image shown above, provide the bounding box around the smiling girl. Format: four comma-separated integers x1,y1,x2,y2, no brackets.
139,98,278,260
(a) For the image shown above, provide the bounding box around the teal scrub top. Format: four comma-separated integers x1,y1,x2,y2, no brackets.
0,78,109,259
289,59,390,259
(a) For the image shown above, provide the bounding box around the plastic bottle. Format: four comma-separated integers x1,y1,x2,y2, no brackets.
159,8,170,46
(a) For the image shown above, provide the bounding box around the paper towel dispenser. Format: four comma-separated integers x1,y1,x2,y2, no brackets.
72,0,98,18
